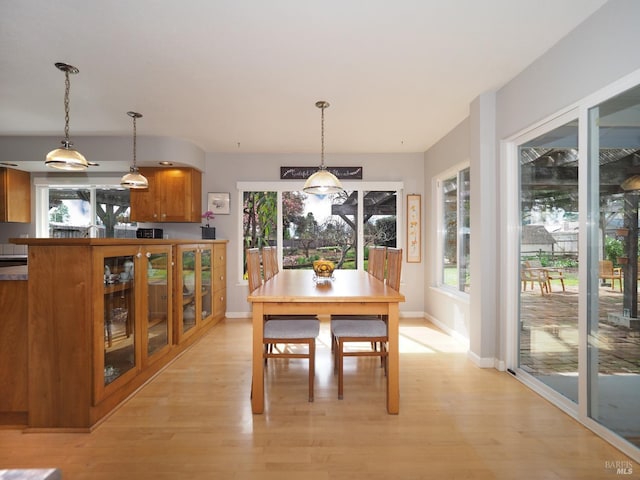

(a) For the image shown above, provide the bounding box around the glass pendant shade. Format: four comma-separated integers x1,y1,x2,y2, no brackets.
621,175,640,191
120,167,149,189
45,141,89,171
121,111,148,189
303,100,344,195
303,168,344,194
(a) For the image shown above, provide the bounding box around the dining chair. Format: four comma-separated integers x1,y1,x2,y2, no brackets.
331,247,403,399
246,248,262,293
246,247,320,402
262,245,278,281
367,246,386,281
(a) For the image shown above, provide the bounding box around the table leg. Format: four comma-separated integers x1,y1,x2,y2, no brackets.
387,302,400,414
251,302,265,414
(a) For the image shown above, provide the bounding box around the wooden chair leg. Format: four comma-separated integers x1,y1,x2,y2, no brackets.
338,339,344,400
308,339,315,402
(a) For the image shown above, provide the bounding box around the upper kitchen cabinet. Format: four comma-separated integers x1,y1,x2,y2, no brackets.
0,167,31,223
130,167,202,223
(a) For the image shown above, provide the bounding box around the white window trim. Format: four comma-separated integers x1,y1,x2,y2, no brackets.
434,161,470,297
236,181,404,283
34,175,127,238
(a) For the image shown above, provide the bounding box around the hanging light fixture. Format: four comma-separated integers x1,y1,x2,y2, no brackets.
45,62,88,171
120,111,149,189
621,175,640,191
303,100,344,195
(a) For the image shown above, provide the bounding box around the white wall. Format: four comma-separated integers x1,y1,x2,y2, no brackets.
202,152,425,317
423,0,640,368
423,118,472,347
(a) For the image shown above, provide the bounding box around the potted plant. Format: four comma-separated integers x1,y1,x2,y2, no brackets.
201,210,216,239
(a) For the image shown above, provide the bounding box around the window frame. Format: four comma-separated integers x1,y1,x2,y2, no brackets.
236,181,404,282
435,162,471,296
33,175,131,238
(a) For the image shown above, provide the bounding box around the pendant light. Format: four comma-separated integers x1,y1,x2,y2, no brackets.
621,175,640,191
45,62,88,171
120,111,149,189
303,101,344,195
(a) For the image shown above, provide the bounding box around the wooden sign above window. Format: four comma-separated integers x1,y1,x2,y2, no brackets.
280,166,363,180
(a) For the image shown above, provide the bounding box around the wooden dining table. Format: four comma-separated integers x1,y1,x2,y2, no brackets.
247,269,405,414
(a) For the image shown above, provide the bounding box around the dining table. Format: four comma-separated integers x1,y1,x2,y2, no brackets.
247,269,405,414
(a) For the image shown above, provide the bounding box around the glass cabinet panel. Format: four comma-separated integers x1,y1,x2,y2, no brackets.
146,251,169,357
103,255,136,386
181,249,197,334
201,247,213,321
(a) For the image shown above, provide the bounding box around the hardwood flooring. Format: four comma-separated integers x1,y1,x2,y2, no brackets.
0,317,635,479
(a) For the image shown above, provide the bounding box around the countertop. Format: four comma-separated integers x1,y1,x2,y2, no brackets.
0,265,28,280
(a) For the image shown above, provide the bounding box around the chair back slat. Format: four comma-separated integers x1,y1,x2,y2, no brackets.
246,248,262,292
368,246,386,281
386,247,402,291
262,246,278,281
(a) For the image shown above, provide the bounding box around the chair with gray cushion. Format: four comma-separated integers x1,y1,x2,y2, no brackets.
263,318,320,402
331,247,402,399
246,247,320,402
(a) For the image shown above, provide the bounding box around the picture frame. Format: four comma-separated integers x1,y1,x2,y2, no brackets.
406,194,421,263
207,192,230,215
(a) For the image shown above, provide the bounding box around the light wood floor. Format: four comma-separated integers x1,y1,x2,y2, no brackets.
0,318,634,479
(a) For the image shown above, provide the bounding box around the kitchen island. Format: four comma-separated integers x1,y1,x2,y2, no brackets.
0,265,28,426
5,238,227,431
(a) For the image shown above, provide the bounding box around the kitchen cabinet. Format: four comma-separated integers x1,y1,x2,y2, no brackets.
0,167,31,223
130,167,202,222
175,242,226,343
8,238,227,430
94,244,172,403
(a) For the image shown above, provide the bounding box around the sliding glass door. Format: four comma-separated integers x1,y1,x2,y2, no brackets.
518,118,580,403
589,84,640,449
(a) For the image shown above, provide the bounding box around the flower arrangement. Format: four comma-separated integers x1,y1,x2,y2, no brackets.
202,210,215,227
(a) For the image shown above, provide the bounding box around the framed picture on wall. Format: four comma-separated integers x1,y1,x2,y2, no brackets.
406,194,421,263
207,192,230,215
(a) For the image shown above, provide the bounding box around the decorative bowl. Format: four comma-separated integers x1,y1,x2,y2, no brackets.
313,259,335,278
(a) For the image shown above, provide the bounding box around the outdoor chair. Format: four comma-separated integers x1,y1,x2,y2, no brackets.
599,260,622,292
525,259,565,293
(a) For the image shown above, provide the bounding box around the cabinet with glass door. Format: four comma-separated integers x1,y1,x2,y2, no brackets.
175,243,215,343
94,244,172,402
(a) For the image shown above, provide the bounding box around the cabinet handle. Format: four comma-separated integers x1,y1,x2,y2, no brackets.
146,252,151,258
136,252,142,258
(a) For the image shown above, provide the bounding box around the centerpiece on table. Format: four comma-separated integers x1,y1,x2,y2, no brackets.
313,259,335,283
201,210,216,239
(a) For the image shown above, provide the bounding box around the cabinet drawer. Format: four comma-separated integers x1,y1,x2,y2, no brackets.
213,289,226,318
213,267,225,292
213,244,226,267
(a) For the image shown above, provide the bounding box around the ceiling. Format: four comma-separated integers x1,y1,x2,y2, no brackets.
0,0,608,156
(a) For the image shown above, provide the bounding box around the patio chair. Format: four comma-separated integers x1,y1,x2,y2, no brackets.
525,259,565,293
599,260,622,292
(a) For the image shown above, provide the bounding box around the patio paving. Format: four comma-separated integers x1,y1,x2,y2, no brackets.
520,285,640,375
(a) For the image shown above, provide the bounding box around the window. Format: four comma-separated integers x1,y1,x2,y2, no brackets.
238,182,402,279
437,165,470,293
35,178,136,238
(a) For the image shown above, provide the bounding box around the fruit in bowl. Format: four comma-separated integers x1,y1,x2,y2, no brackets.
313,259,335,277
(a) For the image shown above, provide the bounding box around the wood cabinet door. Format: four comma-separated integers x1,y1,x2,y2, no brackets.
129,168,158,222
130,167,201,222
0,167,31,223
